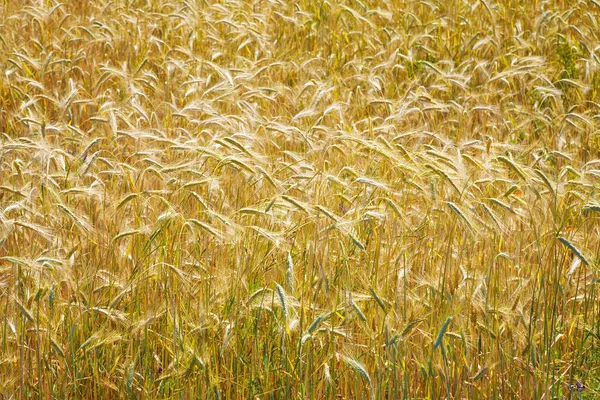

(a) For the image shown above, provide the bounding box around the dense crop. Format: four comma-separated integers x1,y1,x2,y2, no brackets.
1,0,600,398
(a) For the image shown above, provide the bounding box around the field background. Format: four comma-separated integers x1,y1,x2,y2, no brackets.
1,0,600,398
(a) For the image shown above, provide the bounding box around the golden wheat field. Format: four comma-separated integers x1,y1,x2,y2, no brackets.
1,0,600,398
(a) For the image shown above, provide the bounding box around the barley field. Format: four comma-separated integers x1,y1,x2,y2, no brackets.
1,0,600,398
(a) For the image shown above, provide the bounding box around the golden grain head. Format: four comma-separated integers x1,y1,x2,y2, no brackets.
1,0,599,398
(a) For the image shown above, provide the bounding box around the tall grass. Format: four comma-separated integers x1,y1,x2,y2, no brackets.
1,0,600,398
